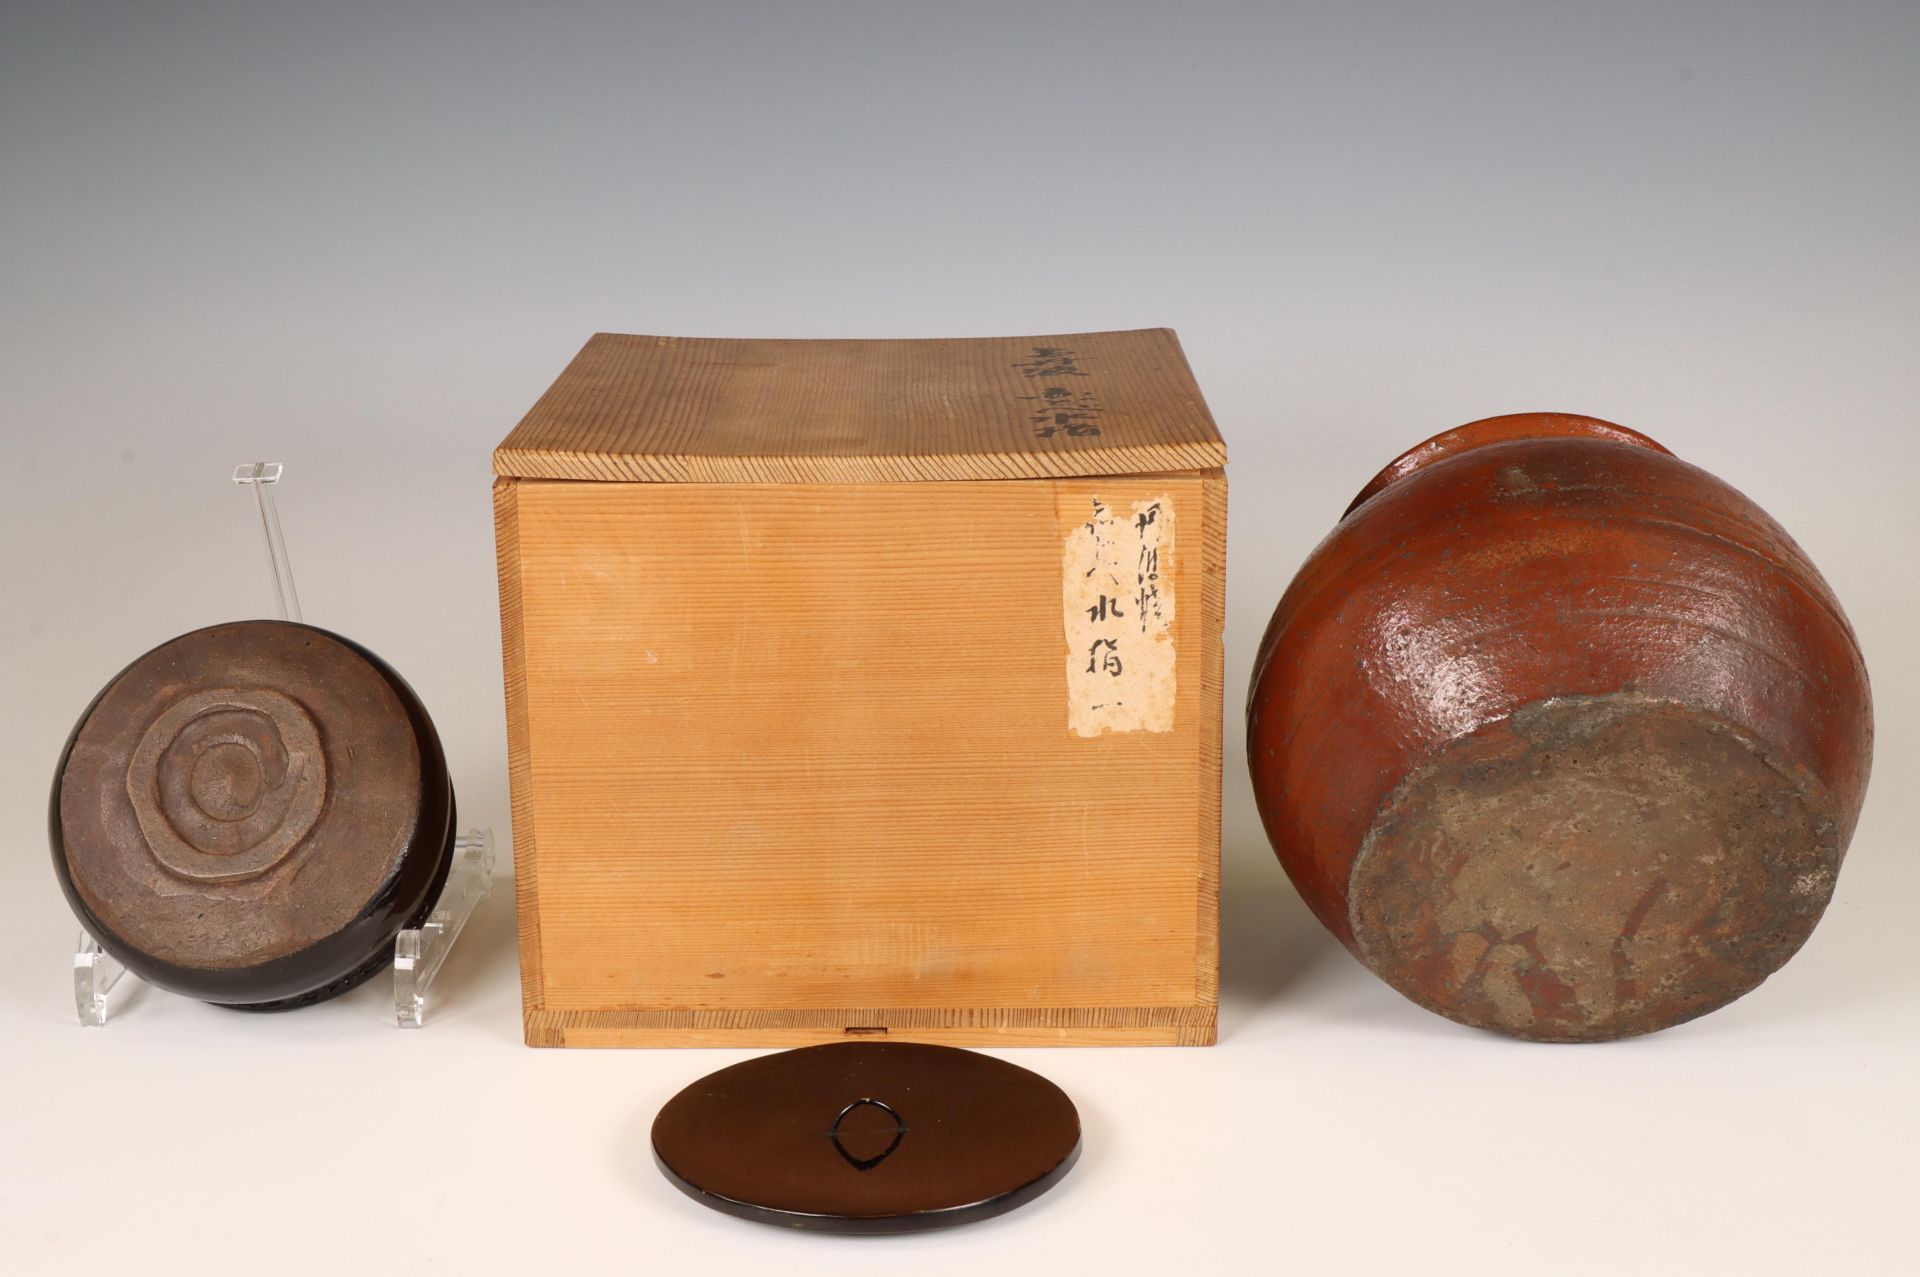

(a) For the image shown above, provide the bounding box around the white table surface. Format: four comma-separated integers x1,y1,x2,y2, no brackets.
4,4,1915,1272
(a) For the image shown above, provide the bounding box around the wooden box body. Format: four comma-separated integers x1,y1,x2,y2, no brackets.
494,330,1226,1046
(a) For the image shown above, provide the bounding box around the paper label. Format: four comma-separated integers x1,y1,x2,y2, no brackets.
1064,495,1175,736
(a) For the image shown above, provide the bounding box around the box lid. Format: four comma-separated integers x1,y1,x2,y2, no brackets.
494,328,1225,482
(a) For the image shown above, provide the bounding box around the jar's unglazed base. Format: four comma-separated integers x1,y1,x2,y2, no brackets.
1347,694,1841,1042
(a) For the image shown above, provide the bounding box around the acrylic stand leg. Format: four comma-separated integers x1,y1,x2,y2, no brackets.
233,461,303,622
75,930,128,1027
75,833,494,1028
394,829,496,1028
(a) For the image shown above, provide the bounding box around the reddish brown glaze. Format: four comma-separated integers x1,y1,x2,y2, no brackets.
1340,414,1672,516
1248,414,1872,1041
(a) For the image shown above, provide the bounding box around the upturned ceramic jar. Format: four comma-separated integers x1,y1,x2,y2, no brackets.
1247,414,1872,1041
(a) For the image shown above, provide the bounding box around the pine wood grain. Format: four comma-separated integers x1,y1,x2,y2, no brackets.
528,1006,1218,1048
494,328,1225,1048
494,329,1226,484
493,478,543,1016
499,474,1223,1047
1197,471,1226,1012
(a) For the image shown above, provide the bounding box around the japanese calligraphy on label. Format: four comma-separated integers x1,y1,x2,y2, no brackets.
1064,495,1175,736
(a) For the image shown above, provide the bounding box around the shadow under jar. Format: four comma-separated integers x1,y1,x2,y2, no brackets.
51,620,456,1011
1247,414,1872,1042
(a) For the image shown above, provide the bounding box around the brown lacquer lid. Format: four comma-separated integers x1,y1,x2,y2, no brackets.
651,1042,1081,1233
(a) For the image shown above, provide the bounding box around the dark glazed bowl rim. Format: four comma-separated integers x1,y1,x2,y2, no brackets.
48,619,456,1010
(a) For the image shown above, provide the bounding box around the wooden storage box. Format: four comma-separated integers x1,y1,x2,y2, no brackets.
493,329,1226,1046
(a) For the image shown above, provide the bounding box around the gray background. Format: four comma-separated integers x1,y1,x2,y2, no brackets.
3,2,1915,1272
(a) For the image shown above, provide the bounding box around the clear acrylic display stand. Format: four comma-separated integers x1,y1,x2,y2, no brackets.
74,461,494,1028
